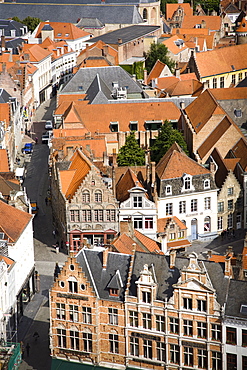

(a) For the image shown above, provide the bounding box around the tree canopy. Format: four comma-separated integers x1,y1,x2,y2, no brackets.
12,16,41,32
150,120,189,163
145,43,175,74
117,132,145,167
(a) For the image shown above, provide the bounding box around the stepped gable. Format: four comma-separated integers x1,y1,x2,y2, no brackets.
0,199,32,242
156,142,209,180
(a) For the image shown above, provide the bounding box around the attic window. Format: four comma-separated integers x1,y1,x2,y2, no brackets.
204,179,210,189
78,85,83,91
129,121,138,131
0,232,5,239
166,185,172,195
17,69,22,75
57,33,62,37
109,288,119,296
110,122,119,132
231,65,235,71
234,109,242,118
65,33,69,37
240,305,247,314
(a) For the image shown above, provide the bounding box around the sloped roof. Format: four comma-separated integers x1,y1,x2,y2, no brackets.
0,175,19,196
231,138,247,172
166,3,193,20
0,199,32,242
147,59,167,84
156,143,210,180
134,229,162,254
210,147,229,188
163,79,203,97
113,233,148,254
209,87,247,100
35,21,90,40
21,43,51,62
88,25,160,45
156,76,178,90
0,149,10,172
181,15,222,31
59,149,91,199
172,27,209,35
162,35,188,55
157,216,187,232
194,43,247,78
225,279,247,318
116,168,143,203
184,89,225,133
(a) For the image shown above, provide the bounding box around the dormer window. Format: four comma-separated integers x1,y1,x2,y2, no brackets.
204,179,210,189
110,122,119,132
109,288,119,296
184,176,191,190
133,196,142,208
130,121,138,131
166,185,172,195
142,291,151,303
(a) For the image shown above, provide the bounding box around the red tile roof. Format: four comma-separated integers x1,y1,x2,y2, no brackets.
35,21,90,40
147,59,167,84
156,143,210,180
157,216,187,232
0,200,32,242
181,15,222,31
116,168,144,203
166,3,193,20
0,149,10,172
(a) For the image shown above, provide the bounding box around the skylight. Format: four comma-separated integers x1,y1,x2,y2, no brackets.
240,304,247,314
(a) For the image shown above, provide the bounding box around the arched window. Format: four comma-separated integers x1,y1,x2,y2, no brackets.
82,190,90,203
184,176,191,190
143,8,148,20
166,185,172,195
68,276,78,293
204,179,210,189
95,190,102,202
204,216,211,232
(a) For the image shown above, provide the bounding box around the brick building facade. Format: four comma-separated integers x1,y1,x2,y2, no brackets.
50,248,230,369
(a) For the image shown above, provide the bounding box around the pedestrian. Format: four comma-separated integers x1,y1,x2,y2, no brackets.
45,197,48,205
53,230,56,238
35,137,38,144
221,230,225,241
20,341,25,357
232,227,235,237
26,342,30,357
33,331,39,341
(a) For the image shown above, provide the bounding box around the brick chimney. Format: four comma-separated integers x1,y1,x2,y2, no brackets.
102,246,109,269
169,249,176,269
224,250,233,278
144,69,148,85
1,35,5,51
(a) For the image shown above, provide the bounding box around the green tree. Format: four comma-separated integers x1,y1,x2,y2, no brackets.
117,132,145,167
145,43,175,74
150,120,188,163
12,16,41,32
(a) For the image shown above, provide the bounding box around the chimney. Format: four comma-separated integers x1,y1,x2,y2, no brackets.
23,53,29,61
175,67,180,78
180,101,185,110
151,161,156,186
102,247,109,269
112,149,117,167
169,249,176,269
224,251,233,278
85,44,89,59
103,44,108,56
1,35,5,51
207,250,212,259
118,38,122,44
144,69,148,85
201,20,206,28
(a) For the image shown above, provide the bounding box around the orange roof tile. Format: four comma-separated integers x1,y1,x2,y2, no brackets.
172,27,209,35
194,44,247,78
116,168,144,203
0,255,15,268
156,76,179,90
231,138,247,172
209,87,247,100
134,229,163,254
156,143,210,180
113,233,146,254
167,239,191,249
242,245,247,270
21,44,51,63
181,15,222,31
53,128,89,138
147,59,167,84
64,150,91,199
162,35,189,55
157,216,187,232
0,149,10,172
0,104,10,127
180,72,198,80
166,3,193,20
164,79,203,97
0,200,32,242
55,100,181,132
35,21,90,40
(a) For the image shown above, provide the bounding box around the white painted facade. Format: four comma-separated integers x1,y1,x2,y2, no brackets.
51,48,77,89
7,218,34,297
0,258,15,342
119,186,157,240
157,175,218,241
222,318,247,370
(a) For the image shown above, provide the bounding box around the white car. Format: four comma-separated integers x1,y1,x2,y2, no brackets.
45,120,53,130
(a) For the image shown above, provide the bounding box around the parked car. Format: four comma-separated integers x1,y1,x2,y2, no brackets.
22,143,33,154
42,131,52,144
30,201,38,215
45,120,53,130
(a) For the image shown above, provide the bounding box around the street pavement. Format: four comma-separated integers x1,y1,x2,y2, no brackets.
17,98,67,370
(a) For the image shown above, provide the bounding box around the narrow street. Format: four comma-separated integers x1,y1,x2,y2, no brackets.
17,99,67,370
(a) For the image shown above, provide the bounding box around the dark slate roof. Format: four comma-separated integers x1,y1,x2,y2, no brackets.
225,279,247,318
89,25,160,45
56,161,70,171
0,89,11,103
85,74,113,104
0,4,143,24
236,77,247,88
2,38,25,54
129,252,228,306
76,249,131,301
42,24,53,31
77,17,105,28
5,0,157,3
61,66,143,96
0,19,27,36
